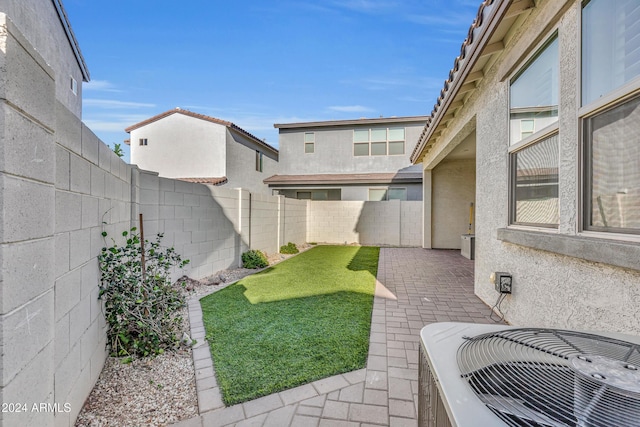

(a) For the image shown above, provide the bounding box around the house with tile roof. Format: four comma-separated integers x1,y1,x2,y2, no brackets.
125,108,278,195
267,116,427,201
411,0,640,334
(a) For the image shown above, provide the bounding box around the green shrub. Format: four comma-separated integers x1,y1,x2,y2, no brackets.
98,227,190,358
242,249,268,269
279,242,299,254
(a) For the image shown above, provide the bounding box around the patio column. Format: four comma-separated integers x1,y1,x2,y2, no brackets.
422,168,432,249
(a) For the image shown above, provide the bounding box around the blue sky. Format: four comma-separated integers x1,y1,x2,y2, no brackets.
64,0,481,161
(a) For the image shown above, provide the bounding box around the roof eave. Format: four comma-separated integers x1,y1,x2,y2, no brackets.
410,0,517,164
124,108,278,153
52,0,90,81
275,115,430,130
264,175,423,186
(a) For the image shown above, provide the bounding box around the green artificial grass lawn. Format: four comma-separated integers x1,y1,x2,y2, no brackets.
200,245,380,405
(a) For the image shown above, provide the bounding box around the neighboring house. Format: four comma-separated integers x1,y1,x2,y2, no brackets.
267,116,427,201
125,108,279,195
411,0,640,334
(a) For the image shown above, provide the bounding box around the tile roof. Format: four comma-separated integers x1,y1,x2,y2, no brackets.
410,0,507,163
263,172,422,186
124,108,278,153
176,177,228,186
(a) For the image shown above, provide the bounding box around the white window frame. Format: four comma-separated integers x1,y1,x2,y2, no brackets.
578,0,640,238
508,31,560,229
139,138,148,146
580,83,640,236
70,76,77,95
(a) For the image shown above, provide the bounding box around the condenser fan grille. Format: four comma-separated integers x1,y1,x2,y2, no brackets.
457,328,640,427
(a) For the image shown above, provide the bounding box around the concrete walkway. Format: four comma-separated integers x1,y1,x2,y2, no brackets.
172,248,499,427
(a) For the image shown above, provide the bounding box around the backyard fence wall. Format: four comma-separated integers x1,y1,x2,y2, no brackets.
133,173,308,281
306,200,422,247
0,14,132,426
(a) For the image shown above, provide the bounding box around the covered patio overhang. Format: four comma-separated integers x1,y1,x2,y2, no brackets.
410,0,536,250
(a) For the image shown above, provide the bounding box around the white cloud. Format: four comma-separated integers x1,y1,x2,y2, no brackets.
84,99,156,109
328,105,375,113
82,113,151,133
83,80,121,92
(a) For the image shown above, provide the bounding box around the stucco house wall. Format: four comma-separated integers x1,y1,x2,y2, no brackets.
431,158,476,249
269,117,427,201
129,112,227,179
127,109,278,195
0,0,87,117
413,0,640,334
277,122,424,175
225,128,278,195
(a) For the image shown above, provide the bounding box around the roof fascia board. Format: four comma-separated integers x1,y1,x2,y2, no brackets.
266,178,423,186
264,175,423,186
227,125,279,154
275,116,430,129
52,0,90,81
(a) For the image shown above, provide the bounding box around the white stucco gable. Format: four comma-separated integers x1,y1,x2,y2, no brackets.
128,111,228,179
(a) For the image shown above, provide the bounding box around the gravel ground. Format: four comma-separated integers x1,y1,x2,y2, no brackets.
75,245,310,427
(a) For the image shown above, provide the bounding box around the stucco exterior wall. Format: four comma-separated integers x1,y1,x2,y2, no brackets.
422,0,640,334
0,2,83,117
277,123,424,175
277,183,423,202
224,129,278,195
306,201,422,246
431,159,476,249
129,113,227,179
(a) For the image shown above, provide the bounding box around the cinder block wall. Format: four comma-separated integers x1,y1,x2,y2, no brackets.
0,14,132,426
0,14,58,427
400,202,423,247
307,201,422,246
249,193,280,254
133,173,253,280
282,198,308,246
53,116,131,427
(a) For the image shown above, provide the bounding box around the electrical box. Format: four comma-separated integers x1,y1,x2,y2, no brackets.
493,272,512,294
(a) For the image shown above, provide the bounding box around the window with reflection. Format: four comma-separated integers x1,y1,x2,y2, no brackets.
510,36,558,145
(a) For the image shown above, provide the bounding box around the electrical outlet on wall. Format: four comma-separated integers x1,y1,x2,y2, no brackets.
491,272,512,294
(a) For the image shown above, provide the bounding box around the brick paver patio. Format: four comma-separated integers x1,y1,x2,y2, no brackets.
171,248,501,427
